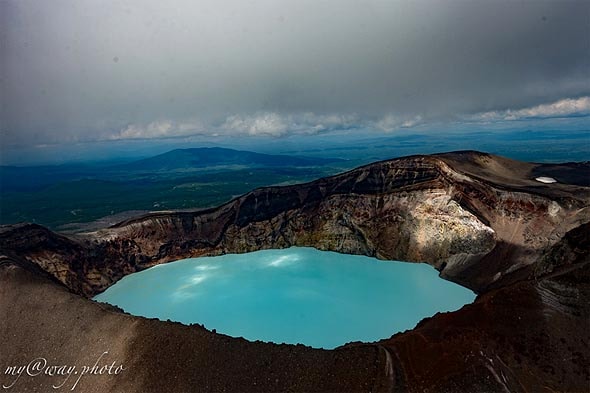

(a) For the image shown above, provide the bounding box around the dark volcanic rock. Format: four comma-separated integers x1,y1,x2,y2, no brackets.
0,151,588,392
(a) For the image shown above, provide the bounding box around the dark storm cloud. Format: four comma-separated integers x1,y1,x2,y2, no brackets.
1,0,589,145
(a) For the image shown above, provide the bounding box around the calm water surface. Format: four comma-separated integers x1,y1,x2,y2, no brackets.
94,247,475,348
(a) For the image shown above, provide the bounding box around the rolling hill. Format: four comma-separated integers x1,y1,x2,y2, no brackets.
115,147,344,172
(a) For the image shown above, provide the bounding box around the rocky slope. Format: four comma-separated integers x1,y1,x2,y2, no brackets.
1,151,588,392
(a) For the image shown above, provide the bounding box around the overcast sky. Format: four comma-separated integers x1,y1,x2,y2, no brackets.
1,0,589,152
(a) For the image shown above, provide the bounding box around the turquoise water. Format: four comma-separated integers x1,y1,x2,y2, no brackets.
94,247,475,349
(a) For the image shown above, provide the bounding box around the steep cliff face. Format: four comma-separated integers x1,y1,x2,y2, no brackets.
1,151,588,392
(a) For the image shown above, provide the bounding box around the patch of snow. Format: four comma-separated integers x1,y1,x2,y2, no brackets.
535,176,557,184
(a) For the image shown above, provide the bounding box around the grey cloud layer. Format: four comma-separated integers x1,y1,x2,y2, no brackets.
2,0,589,145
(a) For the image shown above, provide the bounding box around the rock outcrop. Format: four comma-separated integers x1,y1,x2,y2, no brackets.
1,151,588,392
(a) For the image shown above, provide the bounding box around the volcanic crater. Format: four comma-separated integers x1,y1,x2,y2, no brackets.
1,151,589,392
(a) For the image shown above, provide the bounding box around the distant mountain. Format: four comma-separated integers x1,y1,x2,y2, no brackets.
115,147,343,171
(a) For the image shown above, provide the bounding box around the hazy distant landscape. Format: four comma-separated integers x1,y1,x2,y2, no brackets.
1,129,588,231
0,148,348,230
